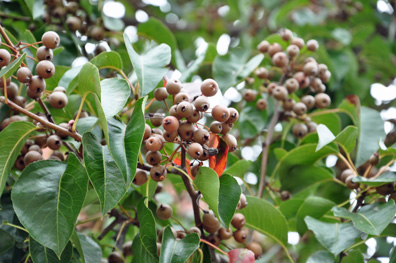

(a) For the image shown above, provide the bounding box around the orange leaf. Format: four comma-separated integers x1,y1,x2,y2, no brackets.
173,157,192,179
209,134,228,176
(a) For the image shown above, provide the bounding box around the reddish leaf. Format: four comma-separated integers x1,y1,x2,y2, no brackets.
228,248,255,263
173,157,192,178
209,134,228,176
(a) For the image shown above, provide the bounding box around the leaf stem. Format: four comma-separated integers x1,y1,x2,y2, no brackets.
200,239,229,257
2,222,28,233
99,66,135,95
371,159,395,179
257,99,281,198
337,153,357,174
72,93,87,132
197,248,204,263
171,216,187,232
76,216,102,225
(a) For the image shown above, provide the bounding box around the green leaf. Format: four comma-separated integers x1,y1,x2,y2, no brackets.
0,121,39,198
213,49,264,93
138,18,179,68
101,78,130,118
223,159,252,178
194,167,220,219
82,132,126,215
341,250,364,263
334,126,358,153
219,174,241,228
60,65,82,94
102,14,124,31
23,0,44,19
12,154,88,256
75,232,102,263
124,33,171,97
356,107,385,167
90,51,123,70
239,196,288,246
305,216,361,256
332,200,396,235
30,237,72,263
278,144,337,193
311,112,341,135
0,229,14,255
78,62,101,98
316,124,336,151
131,234,157,263
296,196,335,235
353,172,396,186
306,251,335,263
135,198,158,260
160,226,200,263
180,45,208,82
338,96,359,126
0,53,27,79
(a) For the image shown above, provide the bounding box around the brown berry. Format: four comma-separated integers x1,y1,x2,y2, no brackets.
233,229,247,243
166,79,182,95
222,134,237,152
193,96,210,112
48,92,68,109
246,242,263,259
210,121,223,134
293,102,307,116
301,95,315,110
156,204,173,220
24,151,43,166
0,49,11,67
307,39,319,51
292,123,308,138
201,79,218,97
17,67,32,83
150,165,167,182
133,169,148,185
212,105,230,122
47,135,62,150
257,40,270,53
154,87,169,101
42,31,60,49
272,52,289,68
188,143,203,159
286,44,300,57
36,46,54,61
315,93,331,109
36,60,55,79
231,213,246,229
243,90,257,102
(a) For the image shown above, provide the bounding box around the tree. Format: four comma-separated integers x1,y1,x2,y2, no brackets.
0,0,395,262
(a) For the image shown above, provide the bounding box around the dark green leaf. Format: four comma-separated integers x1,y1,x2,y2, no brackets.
0,121,39,198
60,65,82,94
23,0,44,19
124,33,171,96
0,229,14,255
219,174,241,228
30,237,72,263
76,232,102,263
239,196,288,246
160,226,200,263
0,53,27,79
91,51,123,70
82,132,126,215
356,107,385,167
194,167,220,218
296,196,335,235
311,112,341,135
334,126,358,153
101,78,130,118
305,216,361,256
137,17,179,68
316,124,336,151
341,250,364,263
306,251,335,263
135,198,158,260
213,49,264,93
12,154,88,256
131,234,157,263
223,159,252,178
332,200,396,235
78,62,101,98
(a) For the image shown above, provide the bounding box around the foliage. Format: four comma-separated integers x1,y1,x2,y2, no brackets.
0,1,396,263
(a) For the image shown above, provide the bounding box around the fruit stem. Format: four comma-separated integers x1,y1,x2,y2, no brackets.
0,25,15,49
0,96,83,142
337,153,357,174
371,159,395,180
171,216,188,232
257,99,281,198
199,239,229,257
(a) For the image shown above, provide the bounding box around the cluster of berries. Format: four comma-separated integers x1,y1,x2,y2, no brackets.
243,29,332,138
135,78,238,183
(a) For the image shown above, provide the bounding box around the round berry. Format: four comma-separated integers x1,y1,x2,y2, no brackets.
178,122,195,140
133,169,148,185
220,122,233,134
42,31,60,49
291,37,305,49
307,39,319,51
3,82,18,99
150,165,167,182
48,91,68,109
162,116,179,132
163,130,178,142
280,190,291,201
193,96,210,112
281,29,293,41
255,67,268,79
66,16,81,31
188,142,203,159
177,101,194,118
256,98,267,110
150,113,164,127
36,60,55,79
246,242,263,259
211,105,230,122
174,93,189,104
143,124,151,140
272,86,288,100
17,67,32,83
193,129,210,145
154,87,169,101
346,175,360,190
272,52,289,68
293,72,310,88
218,227,233,240
166,79,182,95
28,76,46,94
231,213,246,229
233,229,247,243
226,108,239,123
47,135,62,150
210,121,222,134
201,79,218,97
257,40,269,53
24,151,43,166
15,155,25,171
53,86,66,93
146,136,164,152
315,93,331,109
285,78,299,94
90,26,105,41
156,204,173,220
145,151,162,165
292,123,308,138
283,98,295,112
188,226,201,236
36,46,53,61
222,134,237,152
268,43,283,57
206,234,221,246
293,102,307,116
0,49,11,67
303,62,318,76
286,44,300,57
243,89,257,102
186,109,201,123
301,95,315,109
